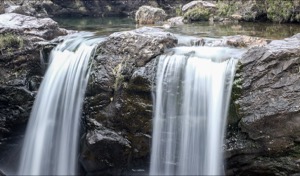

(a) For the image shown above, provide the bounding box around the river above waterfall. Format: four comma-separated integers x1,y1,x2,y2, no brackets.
54,17,300,39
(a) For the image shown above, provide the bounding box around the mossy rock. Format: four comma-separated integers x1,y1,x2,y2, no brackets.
0,34,24,54
183,7,210,21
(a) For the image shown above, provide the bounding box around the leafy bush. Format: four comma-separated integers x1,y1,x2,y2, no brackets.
266,0,293,23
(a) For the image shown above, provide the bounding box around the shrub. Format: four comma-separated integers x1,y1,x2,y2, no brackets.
183,8,210,21
266,0,293,23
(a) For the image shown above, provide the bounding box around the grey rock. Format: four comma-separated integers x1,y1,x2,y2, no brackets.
135,5,167,25
0,13,67,40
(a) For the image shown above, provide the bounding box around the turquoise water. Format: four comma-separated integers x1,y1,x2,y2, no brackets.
54,17,300,39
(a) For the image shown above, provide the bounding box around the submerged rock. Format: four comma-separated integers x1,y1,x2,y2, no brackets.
81,27,177,174
227,34,300,175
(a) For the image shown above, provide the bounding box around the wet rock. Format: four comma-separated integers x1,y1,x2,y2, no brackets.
0,13,67,40
81,27,177,174
135,6,167,25
227,34,300,175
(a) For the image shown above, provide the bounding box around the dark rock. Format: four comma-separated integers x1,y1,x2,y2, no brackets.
0,0,4,14
81,27,177,174
227,33,300,175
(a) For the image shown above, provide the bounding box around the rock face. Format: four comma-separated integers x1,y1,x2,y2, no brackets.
227,34,300,175
135,6,167,24
80,27,177,175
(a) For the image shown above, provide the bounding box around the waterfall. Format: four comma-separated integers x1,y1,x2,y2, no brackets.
18,33,103,175
150,46,238,175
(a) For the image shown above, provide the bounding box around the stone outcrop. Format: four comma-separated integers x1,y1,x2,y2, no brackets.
80,27,177,175
135,6,167,24
226,34,300,175
0,13,67,40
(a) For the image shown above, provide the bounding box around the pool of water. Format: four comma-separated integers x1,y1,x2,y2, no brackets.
54,17,300,39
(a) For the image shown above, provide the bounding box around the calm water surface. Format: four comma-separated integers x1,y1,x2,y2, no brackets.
54,17,300,39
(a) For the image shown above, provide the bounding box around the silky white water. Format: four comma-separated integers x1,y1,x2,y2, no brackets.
150,47,238,175
18,33,102,175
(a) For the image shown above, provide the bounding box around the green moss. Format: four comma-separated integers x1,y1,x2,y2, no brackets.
183,8,210,21
266,0,293,23
0,34,24,52
113,63,125,91
228,61,243,126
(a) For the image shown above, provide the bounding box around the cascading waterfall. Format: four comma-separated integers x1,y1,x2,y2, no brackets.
18,33,103,175
150,46,238,175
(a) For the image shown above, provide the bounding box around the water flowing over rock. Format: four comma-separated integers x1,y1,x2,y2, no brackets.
80,27,177,175
150,47,237,175
135,6,167,25
227,34,300,175
18,33,103,175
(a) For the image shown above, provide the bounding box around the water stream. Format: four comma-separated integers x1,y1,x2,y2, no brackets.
18,33,102,175
150,47,238,175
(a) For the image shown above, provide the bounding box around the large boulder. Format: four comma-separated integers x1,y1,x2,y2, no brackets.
226,34,300,175
0,13,67,40
135,6,167,24
80,27,177,175
182,0,217,22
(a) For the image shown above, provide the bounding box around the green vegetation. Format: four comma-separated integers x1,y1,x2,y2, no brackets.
266,0,293,23
0,34,24,52
183,8,210,21
228,62,243,126
216,2,238,17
